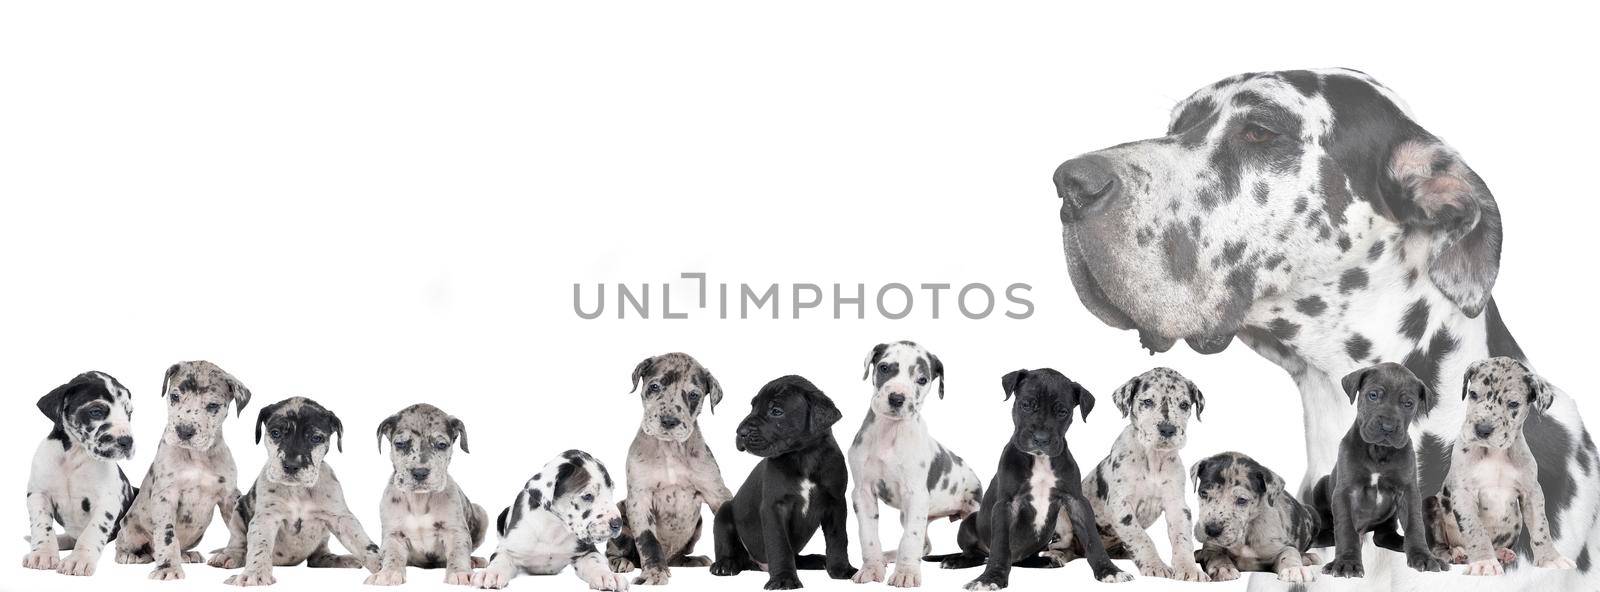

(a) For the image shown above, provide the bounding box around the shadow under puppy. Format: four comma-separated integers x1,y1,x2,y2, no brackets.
226,396,381,586
365,403,488,586
710,375,856,589
607,352,733,585
1425,356,1574,576
926,368,1130,589
22,371,139,577
118,361,253,580
473,450,627,591
1190,452,1320,583
1311,362,1449,578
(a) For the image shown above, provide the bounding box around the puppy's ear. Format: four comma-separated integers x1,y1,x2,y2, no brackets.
1188,458,1210,493
1512,360,1556,412
329,411,345,453
1385,139,1501,318
928,352,946,399
1186,381,1205,421
1460,360,1483,400
448,416,471,453
1340,366,1374,405
805,389,843,433
1072,383,1096,422
1000,369,1028,401
701,369,724,414
254,400,286,444
37,381,73,426
1248,467,1286,507
161,363,180,399
375,412,400,453
1112,377,1143,418
631,356,656,393
862,343,888,381
219,368,252,417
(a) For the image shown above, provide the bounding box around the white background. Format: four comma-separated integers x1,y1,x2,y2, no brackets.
1,2,1596,592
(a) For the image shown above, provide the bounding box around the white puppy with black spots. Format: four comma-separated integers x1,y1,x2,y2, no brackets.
1083,367,1207,581
22,371,139,577
474,450,627,591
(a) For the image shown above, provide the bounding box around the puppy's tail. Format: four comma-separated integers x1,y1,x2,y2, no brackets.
1310,475,1335,548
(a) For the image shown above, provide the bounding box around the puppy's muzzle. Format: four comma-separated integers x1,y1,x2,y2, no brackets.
282,456,311,475
96,434,135,458
1473,422,1495,440
1157,422,1178,438
1055,155,1119,223
887,393,906,409
1203,522,1224,539
410,468,431,482
659,416,682,430
175,424,197,441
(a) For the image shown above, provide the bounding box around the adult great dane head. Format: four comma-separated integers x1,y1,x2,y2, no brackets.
1054,69,1598,587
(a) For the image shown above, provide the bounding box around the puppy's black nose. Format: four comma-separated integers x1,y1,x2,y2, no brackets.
737,424,756,437
887,394,906,408
410,468,431,482
1204,522,1224,538
609,517,623,534
282,457,308,474
116,436,134,451
1377,421,1398,434
175,425,196,440
1157,422,1178,438
659,416,682,430
1055,155,1119,216
1031,431,1052,446
1475,422,1495,439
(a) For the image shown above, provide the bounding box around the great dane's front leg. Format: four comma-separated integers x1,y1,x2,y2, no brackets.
626,494,669,585
851,484,884,583
1195,545,1240,581
761,499,801,590
1521,476,1574,569
821,492,856,581
1400,482,1447,573
1450,484,1499,575
57,491,120,576
1064,492,1131,583
575,548,630,591
1272,546,1315,583
1162,493,1206,581
209,490,248,568
323,496,381,572
145,485,187,580
226,514,280,586
1107,491,1169,578
22,487,60,570
964,498,1013,591
363,530,409,585
888,489,927,587
1322,484,1363,578
441,516,477,585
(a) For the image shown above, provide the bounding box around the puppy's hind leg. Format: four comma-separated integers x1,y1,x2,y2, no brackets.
307,541,363,569
667,516,710,567
1370,516,1406,553
929,513,985,569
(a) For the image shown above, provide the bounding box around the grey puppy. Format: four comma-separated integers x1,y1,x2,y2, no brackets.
225,396,381,586
365,403,489,586
1310,362,1449,578
1425,357,1574,576
1189,452,1320,583
607,353,733,586
117,361,253,580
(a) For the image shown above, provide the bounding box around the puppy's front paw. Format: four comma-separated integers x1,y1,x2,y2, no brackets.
472,556,490,569
56,550,99,576
150,564,187,580
22,548,60,570
764,571,804,590
1097,570,1134,584
115,550,151,564
1135,562,1173,579
365,569,406,586
961,574,1005,591
1323,558,1363,578
225,570,278,587
1447,546,1469,564
1466,559,1503,576
632,566,669,585
589,570,630,591
609,557,637,573
472,569,512,589
1302,552,1321,565
674,555,712,567
852,561,885,583
710,559,744,576
445,570,475,586
1206,563,1240,581
1277,566,1316,583
886,566,919,587
827,562,857,580
1171,562,1209,582
1495,548,1517,565
1537,555,1576,570
1407,550,1449,572
209,549,245,569
183,550,206,563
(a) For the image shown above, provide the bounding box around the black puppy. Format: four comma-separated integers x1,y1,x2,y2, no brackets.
1311,362,1449,578
926,368,1130,589
709,375,856,590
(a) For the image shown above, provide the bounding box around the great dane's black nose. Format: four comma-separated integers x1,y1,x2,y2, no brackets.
283,457,309,474
1030,431,1052,447
1157,422,1178,438
1475,422,1495,439
176,424,196,440
609,517,624,534
115,436,134,452
1377,420,1398,435
1204,522,1224,538
660,416,682,430
1055,155,1118,217
887,394,906,408
410,468,431,482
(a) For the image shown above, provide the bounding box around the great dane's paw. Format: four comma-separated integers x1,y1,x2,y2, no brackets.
1448,546,1470,564
472,556,490,569
1323,558,1364,578
445,570,475,586
675,555,712,567
1171,562,1209,582
471,569,512,589
22,548,60,570
209,550,244,569
886,566,920,587
225,570,278,587
852,561,885,583
1302,552,1322,565
589,570,630,591
961,575,1005,590
1407,550,1449,572
115,550,151,564
1496,548,1518,565
365,569,407,585
1206,563,1240,581
1135,562,1173,579
1036,550,1069,568
183,550,206,563
764,571,804,590
151,564,187,580
1097,570,1134,584
1277,566,1316,583
1537,555,1576,570
710,559,744,577
1466,559,1503,576
56,551,98,576
827,563,858,580
633,566,670,585
609,557,637,574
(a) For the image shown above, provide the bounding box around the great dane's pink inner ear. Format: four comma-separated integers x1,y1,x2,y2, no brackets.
1387,139,1502,318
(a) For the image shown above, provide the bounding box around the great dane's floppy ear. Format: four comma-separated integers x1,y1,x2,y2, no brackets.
1386,139,1502,318
1412,375,1440,418
1248,466,1287,507
1512,359,1556,412
1186,381,1205,421
630,356,656,393
1000,369,1028,401
375,412,400,453
804,388,843,434
1340,366,1374,405
700,369,724,414
255,399,287,444
928,352,946,399
1070,381,1096,422
1112,376,1143,417
448,416,470,453
218,367,252,417
37,380,73,426
328,410,345,453
862,343,889,381
161,362,180,398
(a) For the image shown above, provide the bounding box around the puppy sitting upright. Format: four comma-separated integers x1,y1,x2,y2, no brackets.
118,361,253,580
849,341,981,587
226,396,381,586
365,403,489,586
607,353,733,585
928,368,1129,589
1083,368,1207,581
1425,357,1574,575
23,371,139,577
1311,362,1449,578
472,450,627,591
710,375,856,589
1189,452,1320,583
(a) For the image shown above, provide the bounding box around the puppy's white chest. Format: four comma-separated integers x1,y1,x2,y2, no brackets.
1026,456,1055,530
798,479,816,515
1464,450,1521,516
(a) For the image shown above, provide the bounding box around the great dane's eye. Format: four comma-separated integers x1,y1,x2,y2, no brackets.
434,441,449,450
1367,390,1381,401
769,407,785,418
1402,398,1415,409
1054,406,1069,418
916,377,929,386
1241,123,1279,143
877,363,890,374
394,440,412,452
269,428,283,440
581,493,595,502
1140,398,1155,409
686,391,701,404
169,393,181,403
1179,402,1191,411
310,434,326,444
88,407,106,420
1508,400,1521,410
1234,497,1249,507
1468,391,1479,401
647,383,662,394
206,403,222,413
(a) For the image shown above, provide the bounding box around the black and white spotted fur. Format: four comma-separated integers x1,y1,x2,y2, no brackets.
225,396,381,586
1054,68,1599,591
1425,357,1573,576
474,450,626,591
117,361,252,580
1191,452,1321,583
849,341,982,587
21,371,138,577
365,403,489,586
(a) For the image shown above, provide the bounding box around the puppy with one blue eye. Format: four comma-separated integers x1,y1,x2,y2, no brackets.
1310,362,1449,578
23,371,139,577
225,396,381,586
365,403,489,586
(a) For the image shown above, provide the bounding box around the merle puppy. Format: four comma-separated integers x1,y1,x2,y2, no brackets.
1311,363,1449,578
709,375,856,590
1190,452,1320,583
926,368,1130,589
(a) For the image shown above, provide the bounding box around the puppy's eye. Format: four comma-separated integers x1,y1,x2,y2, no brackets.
1235,497,1250,507
1140,398,1155,409
916,377,929,386
88,408,106,420
1367,390,1381,401
1054,406,1070,418
310,434,326,444
1508,401,1521,410
169,393,181,403
647,383,662,394
581,493,595,502
1241,123,1279,143
206,403,222,414
434,441,450,451
1468,391,1479,401
1179,402,1191,411
394,441,412,452
1402,398,1415,409
269,428,283,440
769,407,785,418
686,391,701,404
877,363,890,374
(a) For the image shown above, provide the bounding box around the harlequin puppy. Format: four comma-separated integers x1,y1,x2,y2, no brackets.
117,361,253,580
364,403,489,586
849,341,982,588
1189,452,1320,583
225,396,381,586
472,450,627,591
709,375,856,589
1425,357,1574,576
607,353,733,586
927,368,1130,589
1310,362,1449,578
1083,368,1206,581
22,371,139,576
